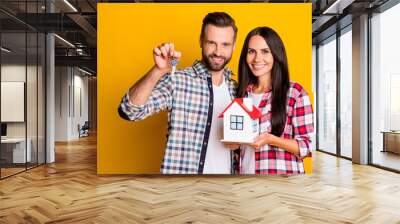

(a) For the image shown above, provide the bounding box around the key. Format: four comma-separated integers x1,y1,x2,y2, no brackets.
170,58,178,76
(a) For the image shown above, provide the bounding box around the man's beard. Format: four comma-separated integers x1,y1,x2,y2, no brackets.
202,51,231,72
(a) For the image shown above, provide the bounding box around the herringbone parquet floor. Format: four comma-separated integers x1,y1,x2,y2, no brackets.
1,134,400,223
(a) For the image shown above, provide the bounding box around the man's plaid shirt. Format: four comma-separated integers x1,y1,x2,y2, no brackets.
119,61,237,174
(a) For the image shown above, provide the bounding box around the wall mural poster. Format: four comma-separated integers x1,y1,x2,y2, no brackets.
98,3,312,175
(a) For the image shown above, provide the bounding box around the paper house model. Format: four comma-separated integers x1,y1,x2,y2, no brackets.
218,98,262,143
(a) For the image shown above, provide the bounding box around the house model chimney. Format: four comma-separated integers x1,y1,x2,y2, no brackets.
243,98,253,112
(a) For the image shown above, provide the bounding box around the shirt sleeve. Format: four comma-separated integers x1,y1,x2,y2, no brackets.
118,74,173,121
292,89,314,158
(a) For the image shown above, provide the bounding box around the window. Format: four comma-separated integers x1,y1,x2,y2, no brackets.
252,120,258,133
230,115,243,130
0,2,47,179
339,27,352,158
317,35,337,155
370,2,400,171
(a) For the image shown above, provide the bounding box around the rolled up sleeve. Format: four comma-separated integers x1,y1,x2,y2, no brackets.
292,91,314,158
118,74,173,121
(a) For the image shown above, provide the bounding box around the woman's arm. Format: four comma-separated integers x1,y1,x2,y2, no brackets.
251,84,314,157
251,133,300,155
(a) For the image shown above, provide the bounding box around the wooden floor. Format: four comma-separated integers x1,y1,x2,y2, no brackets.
372,150,400,171
0,167,26,178
1,135,400,223
1,163,45,178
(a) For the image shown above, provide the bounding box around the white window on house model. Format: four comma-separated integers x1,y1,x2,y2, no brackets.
252,120,258,133
230,115,244,130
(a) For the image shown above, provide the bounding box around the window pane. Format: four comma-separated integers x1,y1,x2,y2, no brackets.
0,0,46,179
38,32,45,165
318,36,337,154
340,28,352,158
27,31,38,169
253,120,258,132
1,30,28,177
371,3,400,171
230,122,236,130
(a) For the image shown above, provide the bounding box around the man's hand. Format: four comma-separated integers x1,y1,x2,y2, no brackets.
127,43,181,106
223,142,241,151
153,43,182,73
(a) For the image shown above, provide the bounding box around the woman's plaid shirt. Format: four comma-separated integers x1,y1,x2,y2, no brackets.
240,82,314,174
119,61,237,174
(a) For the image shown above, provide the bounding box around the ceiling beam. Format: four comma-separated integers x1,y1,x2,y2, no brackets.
67,13,97,39
55,55,96,71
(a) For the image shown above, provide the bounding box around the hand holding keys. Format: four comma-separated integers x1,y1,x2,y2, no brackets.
153,43,181,74
170,58,178,76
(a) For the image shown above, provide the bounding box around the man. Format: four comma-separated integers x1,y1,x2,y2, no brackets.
118,12,238,174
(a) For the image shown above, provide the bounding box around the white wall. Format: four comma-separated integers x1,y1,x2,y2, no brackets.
1,65,36,138
73,73,89,137
1,82,25,122
55,67,69,141
54,67,89,141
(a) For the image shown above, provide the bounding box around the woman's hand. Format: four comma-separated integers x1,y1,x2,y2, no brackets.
250,133,302,155
251,132,274,150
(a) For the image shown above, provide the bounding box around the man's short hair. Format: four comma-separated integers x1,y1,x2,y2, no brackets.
200,12,238,42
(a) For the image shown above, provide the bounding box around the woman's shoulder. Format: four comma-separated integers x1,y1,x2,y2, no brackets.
288,81,309,98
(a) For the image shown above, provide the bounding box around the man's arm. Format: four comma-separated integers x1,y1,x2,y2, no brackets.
128,43,181,106
127,65,168,106
118,43,181,121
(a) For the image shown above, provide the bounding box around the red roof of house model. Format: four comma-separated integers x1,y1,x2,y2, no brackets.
218,98,262,119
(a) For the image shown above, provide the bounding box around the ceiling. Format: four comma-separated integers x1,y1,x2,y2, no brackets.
0,0,394,75
1,0,97,74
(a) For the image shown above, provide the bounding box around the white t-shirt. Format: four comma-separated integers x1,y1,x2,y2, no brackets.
240,92,264,174
203,78,232,174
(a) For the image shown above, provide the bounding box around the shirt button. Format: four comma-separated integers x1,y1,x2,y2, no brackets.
204,141,207,145
200,161,204,165
210,103,213,106
207,122,211,126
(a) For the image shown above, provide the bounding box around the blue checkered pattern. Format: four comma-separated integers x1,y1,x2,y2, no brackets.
119,61,237,174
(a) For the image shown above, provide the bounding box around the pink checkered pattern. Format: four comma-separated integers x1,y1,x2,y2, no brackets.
241,81,314,174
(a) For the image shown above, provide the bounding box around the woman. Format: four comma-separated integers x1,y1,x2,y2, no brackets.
237,26,314,174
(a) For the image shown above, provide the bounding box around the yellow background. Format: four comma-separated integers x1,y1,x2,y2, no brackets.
98,3,312,174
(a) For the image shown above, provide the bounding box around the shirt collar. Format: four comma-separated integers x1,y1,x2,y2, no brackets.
246,84,272,94
192,60,232,79
246,84,272,108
